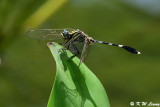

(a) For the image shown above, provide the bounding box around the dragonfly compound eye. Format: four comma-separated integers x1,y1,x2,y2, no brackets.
61,30,70,39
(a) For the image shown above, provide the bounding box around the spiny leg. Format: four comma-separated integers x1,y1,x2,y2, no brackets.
61,33,82,59
58,42,71,53
69,41,80,60
59,39,72,52
93,40,141,54
62,32,81,50
66,42,71,50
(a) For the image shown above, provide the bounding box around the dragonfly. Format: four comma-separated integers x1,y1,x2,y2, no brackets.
27,28,141,66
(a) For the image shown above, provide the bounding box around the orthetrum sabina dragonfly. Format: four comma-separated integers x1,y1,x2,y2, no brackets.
27,28,141,66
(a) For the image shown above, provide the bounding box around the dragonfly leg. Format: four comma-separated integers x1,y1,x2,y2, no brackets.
58,41,71,52
69,42,80,60
66,42,71,50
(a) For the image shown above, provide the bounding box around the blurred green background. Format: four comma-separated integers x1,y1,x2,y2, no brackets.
0,0,160,107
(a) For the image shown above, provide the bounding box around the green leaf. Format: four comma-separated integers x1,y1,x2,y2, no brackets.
47,42,110,107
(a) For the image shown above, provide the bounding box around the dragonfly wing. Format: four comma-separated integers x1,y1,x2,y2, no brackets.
79,37,88,66
27,28,76,44
27,29,75,39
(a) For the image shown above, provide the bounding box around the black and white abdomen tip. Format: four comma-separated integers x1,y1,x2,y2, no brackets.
120,45,141,54
93,40,141,54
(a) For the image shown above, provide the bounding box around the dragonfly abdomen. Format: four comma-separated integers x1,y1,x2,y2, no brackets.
93,40,141,54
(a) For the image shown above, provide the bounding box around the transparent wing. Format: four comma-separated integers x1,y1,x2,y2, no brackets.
79,37,89,66
27,28,76,44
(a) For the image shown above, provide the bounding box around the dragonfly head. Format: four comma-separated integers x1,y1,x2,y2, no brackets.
61,30,70,39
